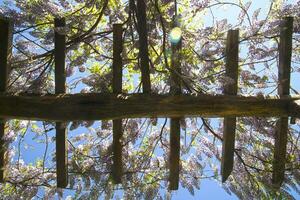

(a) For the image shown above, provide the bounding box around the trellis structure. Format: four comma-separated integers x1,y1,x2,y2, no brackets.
0,15,299,191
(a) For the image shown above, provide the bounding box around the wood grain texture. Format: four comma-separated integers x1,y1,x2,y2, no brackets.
169,117,180,190
273,117,288,188
112,24,123,184
221,29,239,182
56,122,68,187
112,119,122,183
0,94,298,121
273,17,293,188
0,17,12,93
54,17,68,188
221,117,236,182
0,17,12,182
54,18,66,94
278,17,293,97
223,30,239,96
112,24,123,94
136,0,151,93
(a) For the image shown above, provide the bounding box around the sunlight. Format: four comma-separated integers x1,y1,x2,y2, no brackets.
169,27,182,44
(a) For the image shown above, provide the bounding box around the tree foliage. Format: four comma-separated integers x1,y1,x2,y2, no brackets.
0,0,300,199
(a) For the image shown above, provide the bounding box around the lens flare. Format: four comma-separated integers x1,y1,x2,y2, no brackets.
169,27,182,44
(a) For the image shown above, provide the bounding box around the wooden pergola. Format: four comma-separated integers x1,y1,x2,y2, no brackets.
0,14,298,190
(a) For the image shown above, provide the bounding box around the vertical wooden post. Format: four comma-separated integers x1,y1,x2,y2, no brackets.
136,0,151,93
112,24,123,184
221,29,239,182
169,19,182,190
0,17,12,92
169,118,180,190
55,18,66,95
0,17,13,182
54,17,68,188
273,17,293,188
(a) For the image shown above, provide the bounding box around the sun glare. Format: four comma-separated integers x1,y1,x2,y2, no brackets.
170,27,182,44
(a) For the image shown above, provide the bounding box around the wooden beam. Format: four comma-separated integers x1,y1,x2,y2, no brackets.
0,17,12,92
112,24,123,184
273,17,293,188
0,17,13,182
55,122,68,188
55,18,66,94
278,17,293,97
169,118,180,190
0,94,299,121
112,24,123,94
169,20,182,190
221,117,236,182
273,117,288,187
221,29,239,182
54,17,68,188
136,0,151,93
0,123,6,182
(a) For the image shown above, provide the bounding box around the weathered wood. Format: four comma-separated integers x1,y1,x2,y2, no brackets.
112,24,123,184
136,0,151,93
0,17,12,92
221,29,239,182
169,117,180,190
273,117,288,187
0,94,299,121
278,17,293,97
56,122,68,187
0,123,7,182
54,18,66,94
221,117,236,182
223,30,239,96
169,20,182,190
112,119,122,183
112,24,123,94
0,17,12,182
273,17,293,188
54,17,68,188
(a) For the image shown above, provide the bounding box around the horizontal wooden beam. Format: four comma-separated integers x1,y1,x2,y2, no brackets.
0,94,299,121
